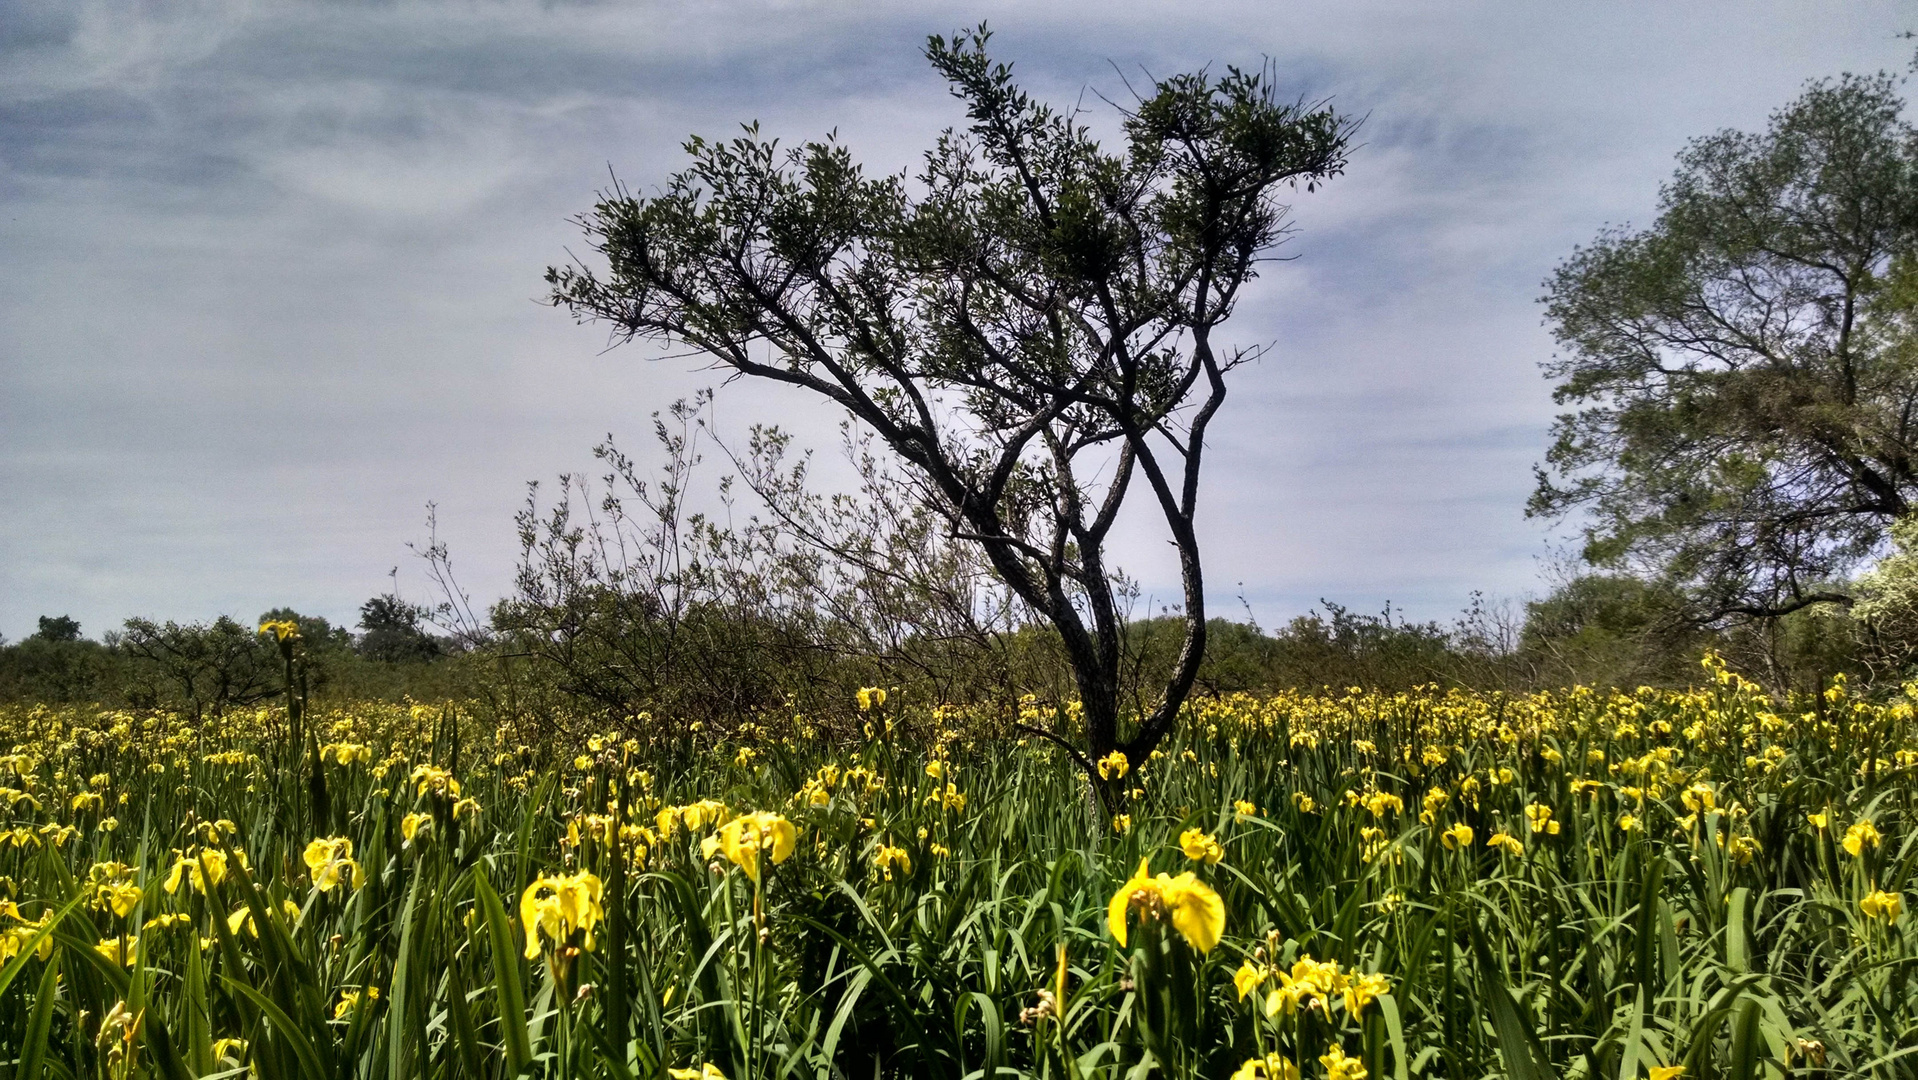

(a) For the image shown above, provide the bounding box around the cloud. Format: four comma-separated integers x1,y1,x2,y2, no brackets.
2,0,1913,639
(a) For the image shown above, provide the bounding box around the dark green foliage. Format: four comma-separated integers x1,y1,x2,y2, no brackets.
1535,72,1918,622
259,608,355,655
356,595,444,664
114,615,280,717
1263,605,1465,691
1517,575,1704,687
0,634,119,703
1720,601,1873,695
1128,610,1467,696
0,605,479,708
34,615,81,642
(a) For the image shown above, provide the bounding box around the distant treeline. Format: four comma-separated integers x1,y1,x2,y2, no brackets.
0,571,1876,724
0,596,467,714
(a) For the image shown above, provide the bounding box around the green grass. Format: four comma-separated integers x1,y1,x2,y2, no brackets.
1,662,1914,1078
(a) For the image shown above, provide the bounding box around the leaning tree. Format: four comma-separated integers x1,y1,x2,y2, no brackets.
546,28,1352,784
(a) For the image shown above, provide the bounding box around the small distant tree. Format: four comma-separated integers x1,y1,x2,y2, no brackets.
258,608,353,651
547,28,1353,784
356,594,443,664
1517,574,1703,687
34,615,82,642
118,616,277,720
0,617,114,702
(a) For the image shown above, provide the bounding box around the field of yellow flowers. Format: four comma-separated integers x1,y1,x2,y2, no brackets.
1,654,1913,1079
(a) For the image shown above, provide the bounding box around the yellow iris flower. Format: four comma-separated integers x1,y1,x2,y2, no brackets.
410,764,461,799
700,812,797,884
1843,820,1881,857
94,934,138,967
210,1038,247,1063
95,881,142,918
520,870,605,959
162,849,228,895
334,987,381,1020
1862,889,1903,922
1106,857,1225,953
658,799,729,840
1319,1045,1367,1080
1179,828,1224,864
1524,803,1560,835
1230,1054,1299,1080
302,837,365,892
1234,960,1265,1000
1341,971,1390,1017
1265,957,1342,1016
871,843,912,881
1487,831,1524,857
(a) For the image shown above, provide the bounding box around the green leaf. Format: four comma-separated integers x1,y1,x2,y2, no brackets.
1379,993,1410,1080
956,989,1004,1080
15,952,62,1080
1615,987,1645,1080
1726,887,1750,973
1727,998,1764,1080
184,925,215,1077
474,869,534,1075
386,866,424,1080
444,945,489,1080
222,976,329,1080
1469,918,1551,1080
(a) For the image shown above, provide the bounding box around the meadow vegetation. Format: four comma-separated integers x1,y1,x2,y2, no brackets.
2,651,1915,1078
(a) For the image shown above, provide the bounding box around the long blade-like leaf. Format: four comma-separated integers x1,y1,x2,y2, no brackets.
474,869,534,1075
1469,917,1551,1080
16,952,62,1080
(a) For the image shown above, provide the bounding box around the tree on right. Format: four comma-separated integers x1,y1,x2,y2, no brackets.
1535,72,1918,623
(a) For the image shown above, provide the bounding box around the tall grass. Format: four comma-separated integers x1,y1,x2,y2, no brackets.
1,655,1912,1077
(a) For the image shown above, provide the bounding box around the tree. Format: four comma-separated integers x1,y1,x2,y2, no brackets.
546,28,1352,783
118,616,278,719
1848,512,1918,675
1534,72,1918,622
1517,574,1702,687
356,594,443,664
33,615,82,642
492,408,841,730
493,399,1029,738
258,607,354,653
0,621,115,703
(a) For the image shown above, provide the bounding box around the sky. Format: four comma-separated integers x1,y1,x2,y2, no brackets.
2,0,1913,643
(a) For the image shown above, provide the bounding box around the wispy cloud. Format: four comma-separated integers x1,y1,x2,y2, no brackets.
2,0,1911,639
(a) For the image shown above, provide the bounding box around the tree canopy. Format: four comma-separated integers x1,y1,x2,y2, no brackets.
33,615,82,642
547,28,1353,776
1535,72,1918,621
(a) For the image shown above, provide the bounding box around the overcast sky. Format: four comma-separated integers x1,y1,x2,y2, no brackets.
2,0,1912,642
